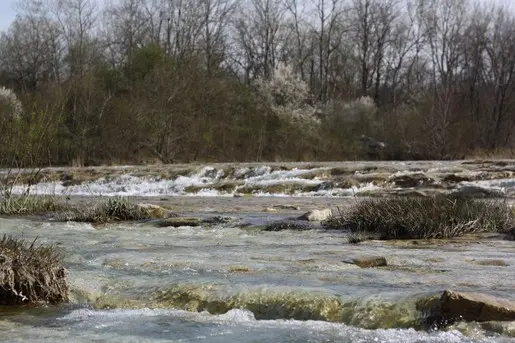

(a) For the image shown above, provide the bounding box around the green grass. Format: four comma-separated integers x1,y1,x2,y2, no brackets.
0,235,68,304
324,196,513,239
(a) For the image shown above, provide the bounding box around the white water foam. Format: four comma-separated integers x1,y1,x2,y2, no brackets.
8,164,515,198
10,166,333,197
49,307,504,343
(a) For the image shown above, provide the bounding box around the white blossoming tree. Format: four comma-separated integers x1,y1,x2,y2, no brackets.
256,63,318,124
0,87,23,120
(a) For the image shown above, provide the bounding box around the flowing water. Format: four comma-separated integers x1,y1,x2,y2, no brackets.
9,160,515,198
1,161,515,342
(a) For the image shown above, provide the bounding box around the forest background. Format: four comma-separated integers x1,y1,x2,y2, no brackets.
1,0,515,167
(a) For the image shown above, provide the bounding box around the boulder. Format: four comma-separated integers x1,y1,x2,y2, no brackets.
298,209,332,222
349,256,387,268
429,290,515,325
137,203,172,219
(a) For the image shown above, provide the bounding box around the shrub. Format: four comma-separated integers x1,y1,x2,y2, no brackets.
324,196,513,239
0,235,68,304
255,62,318,124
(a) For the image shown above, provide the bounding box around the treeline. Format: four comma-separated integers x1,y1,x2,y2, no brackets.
1,0,515,167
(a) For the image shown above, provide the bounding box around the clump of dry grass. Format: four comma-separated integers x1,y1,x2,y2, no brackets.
324,196,513,240
0,195,62,216
0,235,68,305
56,196,151,223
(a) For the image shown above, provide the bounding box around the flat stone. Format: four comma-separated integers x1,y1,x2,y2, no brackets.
430,290,515,325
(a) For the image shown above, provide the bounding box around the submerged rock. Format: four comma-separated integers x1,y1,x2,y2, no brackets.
314,182,335,192
152,284,343,322
350,257,388,268
441,174,472,184
155,217,203,227
264,220,319,231
273,204,301,211
428,290,515,325
298,209,332,222
389,173,434,188
452,185,504,198
202,216,243,226
480,321,515,337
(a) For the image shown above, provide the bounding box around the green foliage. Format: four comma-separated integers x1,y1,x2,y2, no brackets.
324,196,514,240
0,235,68,304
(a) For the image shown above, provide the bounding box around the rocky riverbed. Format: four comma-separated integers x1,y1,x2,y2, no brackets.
1,161,515,342
5,160,515,198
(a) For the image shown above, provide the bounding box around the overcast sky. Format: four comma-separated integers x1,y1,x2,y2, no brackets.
0,0,16,31
0,0,513,32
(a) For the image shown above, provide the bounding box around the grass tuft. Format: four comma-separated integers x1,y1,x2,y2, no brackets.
324,196,513,240
0,195,62,216
56,196,151,223
0,235,68,304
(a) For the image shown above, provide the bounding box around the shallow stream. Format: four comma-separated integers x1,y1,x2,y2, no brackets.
0,207,514,342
